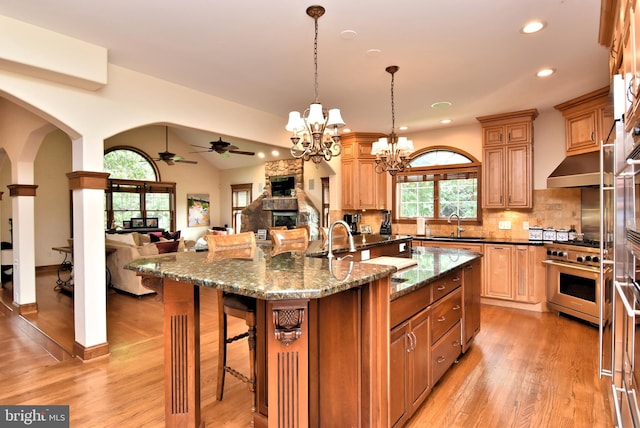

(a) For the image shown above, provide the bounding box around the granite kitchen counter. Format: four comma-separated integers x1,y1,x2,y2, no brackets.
304,233,413,257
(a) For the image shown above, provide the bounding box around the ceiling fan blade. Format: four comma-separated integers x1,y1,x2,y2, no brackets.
228,150,256,156
176,159,198,164
190,144,212,150
227,144,240,151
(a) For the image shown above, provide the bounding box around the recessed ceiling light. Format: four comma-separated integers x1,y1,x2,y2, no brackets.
440,119,452,124
431,101,452,109
399,125,408,131
341,30,358,40
536,68,555,77
257,152,265,158
271,150,279,156
522,20,546,34
366,49,381,57
342,128,351,133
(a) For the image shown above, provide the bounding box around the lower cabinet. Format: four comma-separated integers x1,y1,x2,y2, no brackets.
462,259,482,352
483,244,545,303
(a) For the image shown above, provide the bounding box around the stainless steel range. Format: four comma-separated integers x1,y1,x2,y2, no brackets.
543,241,610,325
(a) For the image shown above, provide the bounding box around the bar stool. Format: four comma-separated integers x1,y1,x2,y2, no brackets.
204,232,257,405
269,227,309,254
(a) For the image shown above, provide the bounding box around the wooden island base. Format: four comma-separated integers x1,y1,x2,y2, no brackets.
159,276,391,428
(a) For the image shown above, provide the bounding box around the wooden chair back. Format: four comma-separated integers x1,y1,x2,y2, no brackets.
205,231,256,260
269,227,309,254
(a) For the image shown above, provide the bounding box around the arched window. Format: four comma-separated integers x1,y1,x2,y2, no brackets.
104,147,176,231
392,146,482,224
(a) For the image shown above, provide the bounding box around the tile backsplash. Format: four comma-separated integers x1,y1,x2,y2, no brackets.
336,188,582,240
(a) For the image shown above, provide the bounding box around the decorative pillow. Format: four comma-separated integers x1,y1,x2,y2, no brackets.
163,230,181,241
139,243,159,256
138,233,151,245
148,232,163,242
155,240,180,254
105,233,136,247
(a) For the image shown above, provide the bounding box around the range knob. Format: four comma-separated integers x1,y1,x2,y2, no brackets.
557,251,566,257
551,250,558,256
585,255,592,262
592,256,600,263
577,256,584,263
547,249,553,256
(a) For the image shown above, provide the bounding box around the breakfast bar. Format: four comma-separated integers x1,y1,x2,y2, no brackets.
125,238,481,427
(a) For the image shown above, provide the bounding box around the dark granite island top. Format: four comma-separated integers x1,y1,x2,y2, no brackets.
124,247,396,300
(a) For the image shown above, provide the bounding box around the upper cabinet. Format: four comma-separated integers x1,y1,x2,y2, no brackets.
554,87,614,156
341,132,387,210
476,109,538,209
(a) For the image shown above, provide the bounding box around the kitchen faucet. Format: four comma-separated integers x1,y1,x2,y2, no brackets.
448,211,464,238
327,220,357,261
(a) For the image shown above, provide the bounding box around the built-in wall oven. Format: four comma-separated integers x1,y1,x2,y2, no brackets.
544,242,610,325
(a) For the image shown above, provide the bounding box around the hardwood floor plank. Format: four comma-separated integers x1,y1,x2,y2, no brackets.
0,275,613,427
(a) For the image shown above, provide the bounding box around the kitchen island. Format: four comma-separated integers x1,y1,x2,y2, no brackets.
125,236,480,427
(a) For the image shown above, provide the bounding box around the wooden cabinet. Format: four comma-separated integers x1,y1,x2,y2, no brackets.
477,109,538,209
389,267,465,427
483,244,545,304
341,132,387,210
554,87,614,155
462,259,481,353
390,308,431,427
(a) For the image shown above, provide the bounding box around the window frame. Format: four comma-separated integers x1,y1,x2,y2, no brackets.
104,146,176,231
392,146,483,225
231,183,253,234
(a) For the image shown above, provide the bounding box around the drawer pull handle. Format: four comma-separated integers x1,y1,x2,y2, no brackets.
437,316,446,322
437,356,446,364
452,277,460,282
452,305,461,311
452,340,461,347
437,285,446,291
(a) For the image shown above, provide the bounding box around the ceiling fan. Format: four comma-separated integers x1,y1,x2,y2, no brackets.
154,126,198,165
191,137,255,157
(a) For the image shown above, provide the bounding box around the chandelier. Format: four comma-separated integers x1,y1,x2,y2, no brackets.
285,5,345,165
371,65,414,176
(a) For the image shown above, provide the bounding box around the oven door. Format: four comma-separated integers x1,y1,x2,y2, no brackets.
545,260,600,324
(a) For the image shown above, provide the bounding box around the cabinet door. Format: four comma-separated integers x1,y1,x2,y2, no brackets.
341,158,355,209
462,259,482,352
357,159,386,209
409,309,431,412
506,144,532,208
482,147,505,208
513,246,531,302
506,121,532,144
565,108,598,154
483,245,513,299
483,124,505,146
389,322,410,427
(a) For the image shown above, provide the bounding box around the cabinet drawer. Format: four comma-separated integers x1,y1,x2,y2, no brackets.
431,288,462,343
431,321,462,385
432,270,462,302
390,284,431,328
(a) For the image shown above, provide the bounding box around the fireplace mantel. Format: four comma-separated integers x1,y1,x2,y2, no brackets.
262,197,298,211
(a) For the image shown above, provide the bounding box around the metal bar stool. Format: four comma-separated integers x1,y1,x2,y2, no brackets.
204,231,257,407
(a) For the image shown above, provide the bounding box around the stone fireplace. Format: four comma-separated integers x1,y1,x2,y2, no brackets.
240,159,320,240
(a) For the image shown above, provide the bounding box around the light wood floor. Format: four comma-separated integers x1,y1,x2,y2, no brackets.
0,272,613,427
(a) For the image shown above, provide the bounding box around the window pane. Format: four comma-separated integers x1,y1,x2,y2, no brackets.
409,150,472,167
146,193,170,210
397,181,434,218
104,149,157,180
438,178,478,218
146,211,170,230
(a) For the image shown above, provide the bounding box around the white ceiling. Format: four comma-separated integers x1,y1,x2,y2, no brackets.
0,0,609,169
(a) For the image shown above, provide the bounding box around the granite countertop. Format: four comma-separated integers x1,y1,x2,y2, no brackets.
124,248,396,300
124,241,481,302
413,235,546,246
389,246,480,300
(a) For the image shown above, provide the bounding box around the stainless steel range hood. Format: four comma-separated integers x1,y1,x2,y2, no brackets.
546,151,600,188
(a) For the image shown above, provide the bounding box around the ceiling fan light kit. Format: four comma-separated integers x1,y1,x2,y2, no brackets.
155,126,198,165
191,136,256,156
286,5,345,165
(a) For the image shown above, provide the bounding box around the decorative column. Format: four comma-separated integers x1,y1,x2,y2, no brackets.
67,171,110,359
7,184,38,314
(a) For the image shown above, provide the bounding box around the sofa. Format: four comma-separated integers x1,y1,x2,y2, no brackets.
105,232,187,296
